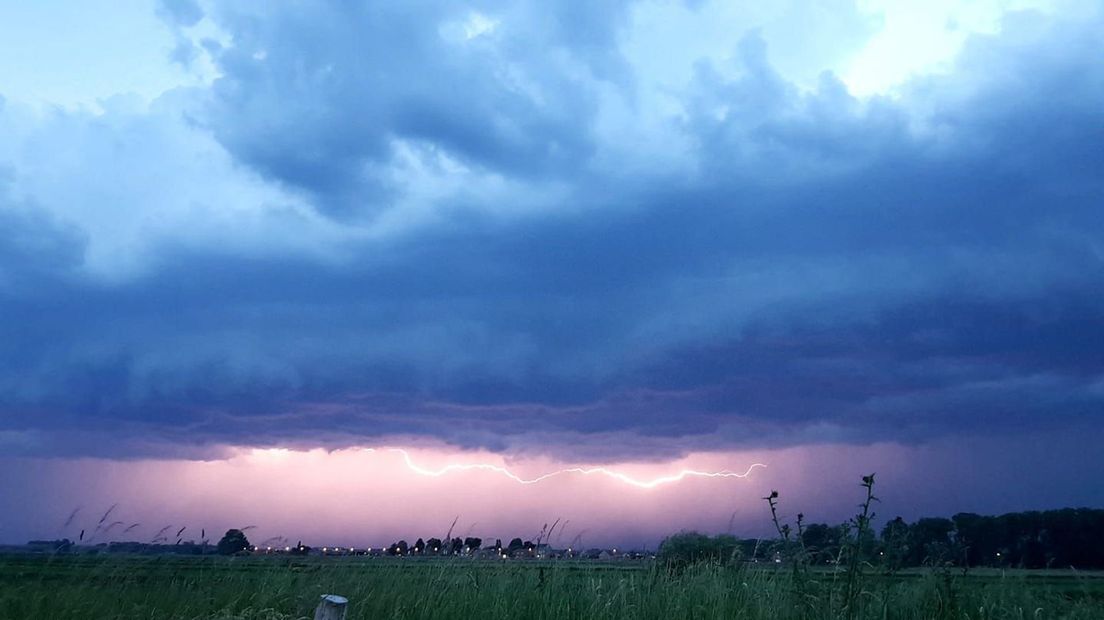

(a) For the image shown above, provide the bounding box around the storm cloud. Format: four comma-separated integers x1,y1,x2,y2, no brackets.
0,2,1101,462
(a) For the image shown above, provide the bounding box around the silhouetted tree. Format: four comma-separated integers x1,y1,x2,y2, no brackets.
657,532,741,569
802,523,841,565
950,509,1104,568
880,516,910,569
388,540,409,556
909,517,955,566
216,529,251,555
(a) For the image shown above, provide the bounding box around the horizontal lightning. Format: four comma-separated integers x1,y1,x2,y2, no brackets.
378,448,765,489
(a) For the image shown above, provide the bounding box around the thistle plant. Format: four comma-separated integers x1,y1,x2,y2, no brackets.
843,473,878,620
763,489,813,616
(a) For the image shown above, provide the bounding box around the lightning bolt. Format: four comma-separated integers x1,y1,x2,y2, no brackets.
379,448,765,489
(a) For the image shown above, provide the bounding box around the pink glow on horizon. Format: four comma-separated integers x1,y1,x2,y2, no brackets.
5,431,1099,549
4,445,776,548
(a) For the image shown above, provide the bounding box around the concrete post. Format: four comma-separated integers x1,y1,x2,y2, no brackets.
314,594,348,620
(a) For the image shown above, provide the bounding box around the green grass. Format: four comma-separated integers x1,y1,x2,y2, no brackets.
1,554,1103,619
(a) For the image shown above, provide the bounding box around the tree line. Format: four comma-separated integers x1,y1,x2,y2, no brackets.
660,507,1104,570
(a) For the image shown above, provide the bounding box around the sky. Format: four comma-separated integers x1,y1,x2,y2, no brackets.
0,0,1102,548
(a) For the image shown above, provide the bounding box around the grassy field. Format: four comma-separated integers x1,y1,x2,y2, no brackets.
2,554,1103,619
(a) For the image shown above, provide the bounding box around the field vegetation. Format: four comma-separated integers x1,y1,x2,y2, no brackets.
2,553,1103,619
4,476,1103,619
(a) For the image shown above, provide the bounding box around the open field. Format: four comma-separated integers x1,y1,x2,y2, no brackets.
2,555,1103,619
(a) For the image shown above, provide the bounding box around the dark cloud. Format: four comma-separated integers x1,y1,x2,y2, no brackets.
0,193,87,295
0,6,1101,460
199,1,634,218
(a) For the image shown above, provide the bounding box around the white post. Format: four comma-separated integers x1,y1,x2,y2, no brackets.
314,594,348,620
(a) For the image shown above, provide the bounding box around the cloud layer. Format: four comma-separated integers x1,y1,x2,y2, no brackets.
0,1,1101,461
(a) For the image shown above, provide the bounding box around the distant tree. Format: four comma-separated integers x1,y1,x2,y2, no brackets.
426,537,443,554
388,540,409,556
949,509,1104,569
908,518,955,566
449,537,463,554
657,532,741,569
880,517,910,570
951,512,986,566
494,539,502,551
880,516,909,542
463,537,482,552
802,523,841,564
508,538,524,553
216,529,251,555
413,538,425,554
653,508,1104,572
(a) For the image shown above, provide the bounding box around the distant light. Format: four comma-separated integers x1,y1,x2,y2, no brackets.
285,547,290,551
350,547,355,552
